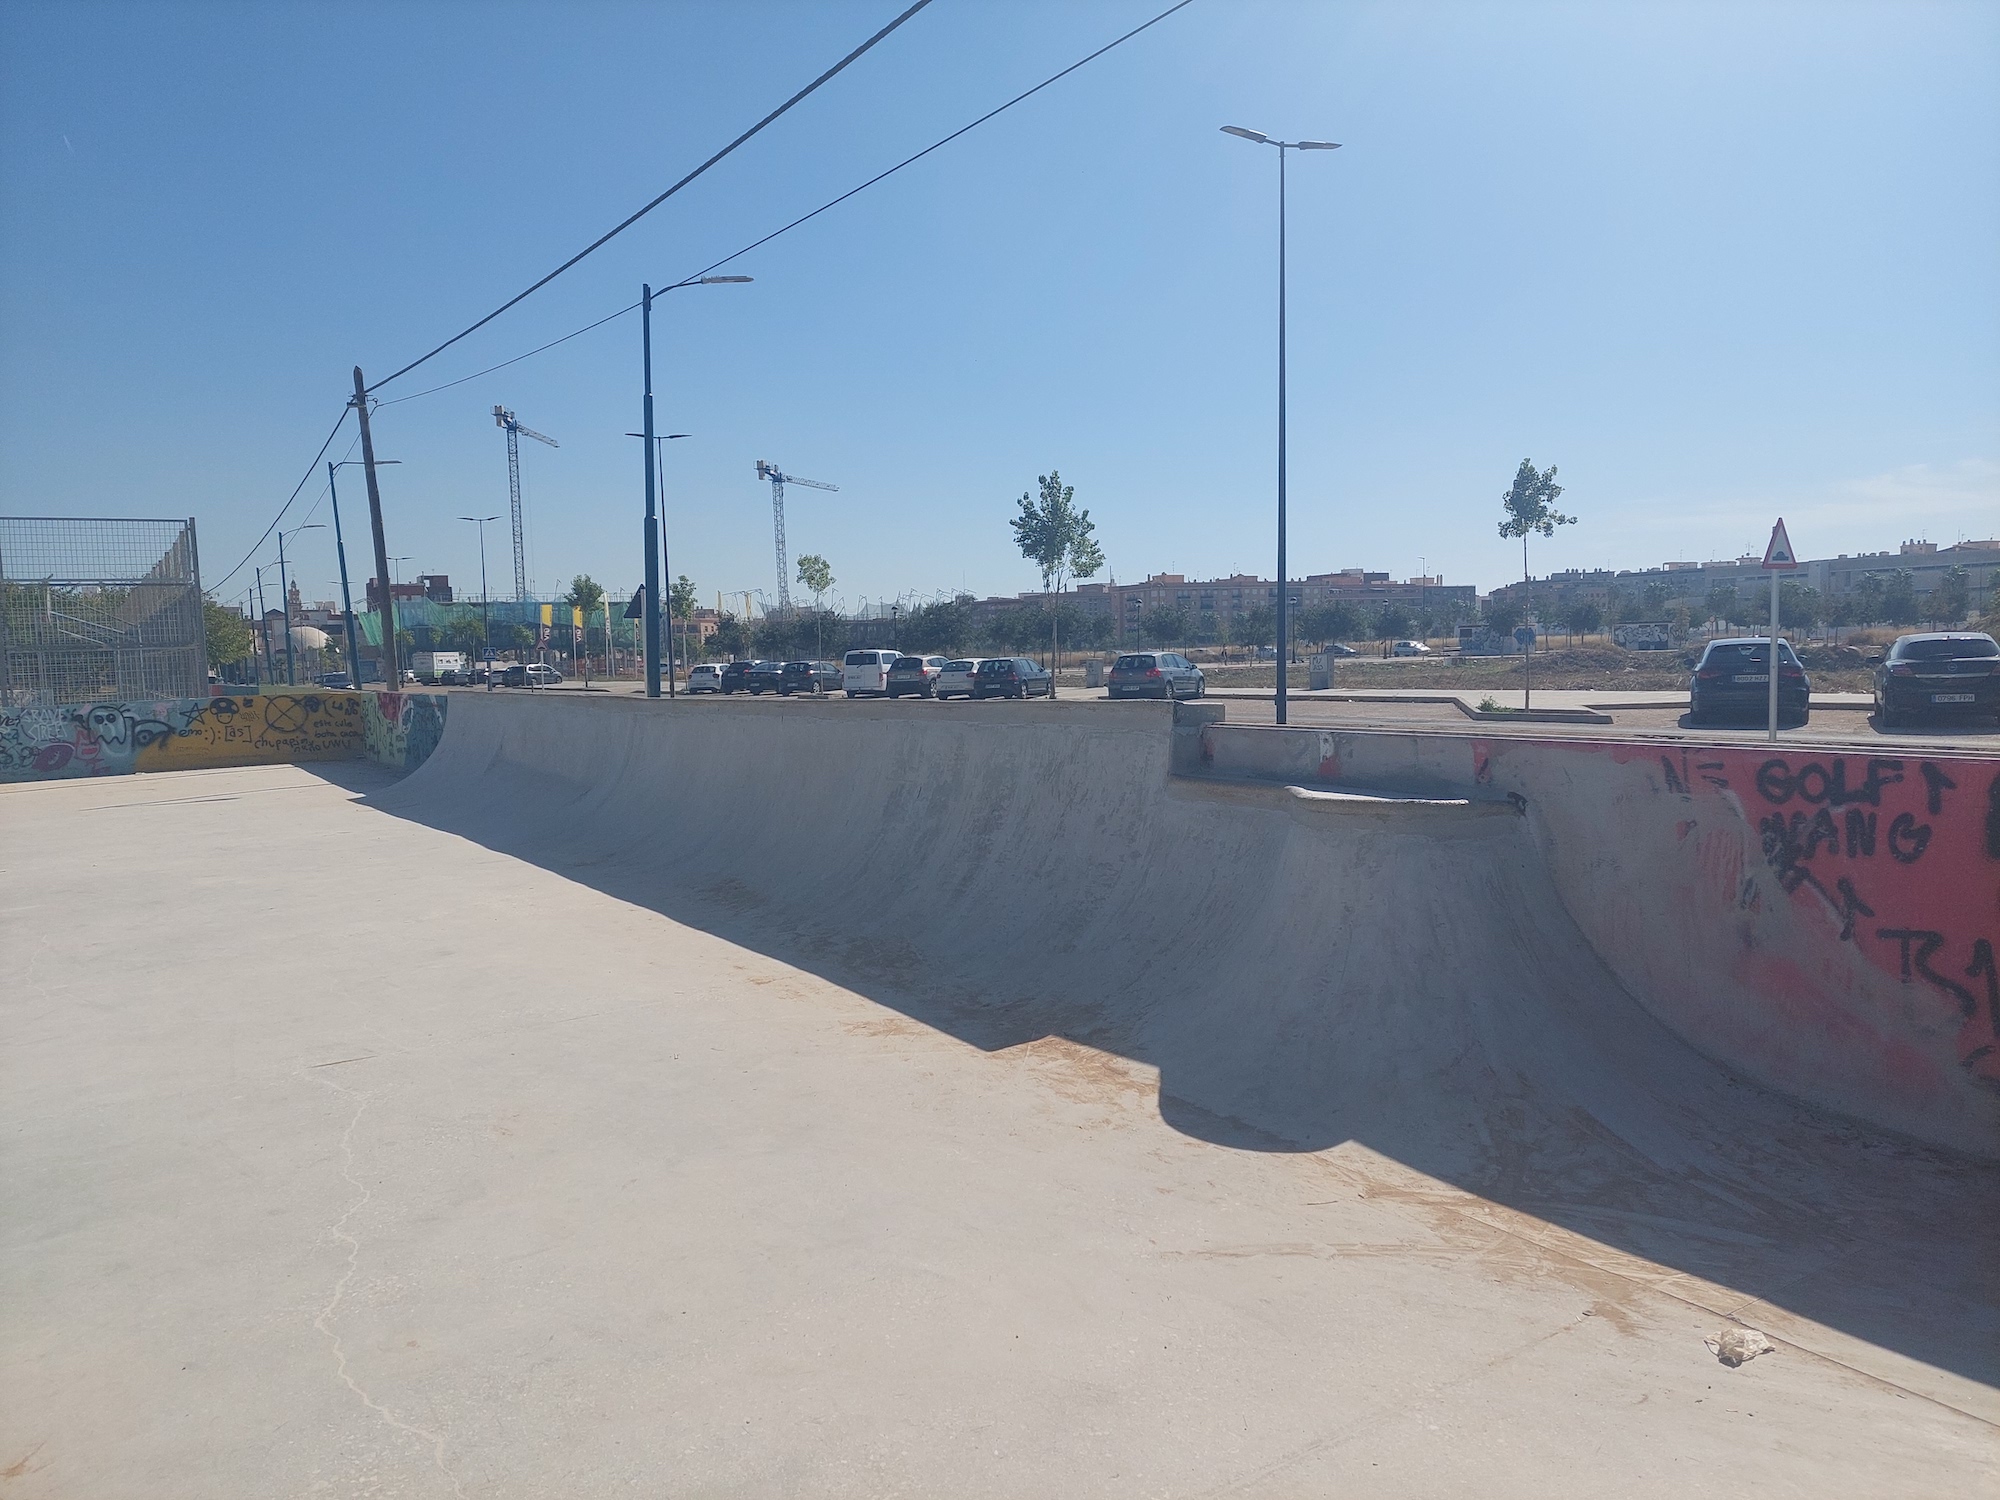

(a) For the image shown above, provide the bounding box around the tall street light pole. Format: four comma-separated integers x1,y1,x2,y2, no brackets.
628,431,690,695
641,273,751,699
275,522,323,686
458,516,498,684
1222,125,1339,726
332,458,398,688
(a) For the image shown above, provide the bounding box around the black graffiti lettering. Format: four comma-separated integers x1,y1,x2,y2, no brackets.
1919,762,1956,817
1760,812,1826,897
1660,754,1688,796
1968,940,1999,1042
1833,878,1875,942
1887,813,1931,865
1860,758,1905,805
1986,772,2000,861
1695,759,1730,790
1756,760,1793,805
1876,928,1979,1014
1794,763,1831,804
1843,809,1877,859
1803,807,1837,859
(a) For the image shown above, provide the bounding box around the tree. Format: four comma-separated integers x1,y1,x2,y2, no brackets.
1849,572,1885,626
1148,604,1192,650
902,596,974,656
1929,566,1969,626
563,575,605,615
1881,571,1918,626
446,615,487,653
1235,603,1275,654
1779,581,1823,631
203,597,254,671
1565,599,1604,643
669,574,699,663
1703,583,1737,629
710,613,747,661
1371,603,1413,643
1497,458,1574,596
1010,469,1103,678
502,622,535,656
795,555,833,655
1482,595,1524,635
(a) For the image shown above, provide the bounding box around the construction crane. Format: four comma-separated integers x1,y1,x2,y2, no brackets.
493,406,558,601
755,460,837,610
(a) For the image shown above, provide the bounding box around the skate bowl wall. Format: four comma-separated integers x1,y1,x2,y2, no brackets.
375,692,1998,1164
1200,722,2000,1159
0,690,447,780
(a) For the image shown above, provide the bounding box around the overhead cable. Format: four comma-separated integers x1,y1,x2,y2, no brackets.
365,0,936,393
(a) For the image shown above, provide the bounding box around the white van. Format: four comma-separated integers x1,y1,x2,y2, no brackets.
842,649,900,697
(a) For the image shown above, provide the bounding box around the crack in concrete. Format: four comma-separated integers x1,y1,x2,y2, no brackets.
310,1076,467,1499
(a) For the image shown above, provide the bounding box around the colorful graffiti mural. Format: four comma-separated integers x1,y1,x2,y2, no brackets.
362,692,447,773
1,691,447,781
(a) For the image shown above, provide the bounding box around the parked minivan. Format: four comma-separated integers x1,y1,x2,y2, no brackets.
843,649,901,697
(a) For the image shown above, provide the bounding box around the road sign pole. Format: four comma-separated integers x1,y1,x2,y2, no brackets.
1768,568,1780,743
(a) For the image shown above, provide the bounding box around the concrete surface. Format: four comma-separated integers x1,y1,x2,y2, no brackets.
2,696,1995,1498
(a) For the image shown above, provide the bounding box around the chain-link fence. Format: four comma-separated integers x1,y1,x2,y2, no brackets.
0,517,205,706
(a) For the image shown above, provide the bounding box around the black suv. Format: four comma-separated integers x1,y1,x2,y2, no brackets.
780,660,840,695
973,657,1054,699
1874,632,1999,728
719,660,755,694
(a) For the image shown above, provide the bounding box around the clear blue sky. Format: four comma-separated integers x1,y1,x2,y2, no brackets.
3,0,1994,615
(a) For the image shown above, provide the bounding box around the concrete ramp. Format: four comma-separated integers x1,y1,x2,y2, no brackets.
381,693,1994,1219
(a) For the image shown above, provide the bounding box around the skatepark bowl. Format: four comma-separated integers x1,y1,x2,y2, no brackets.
3,692,1995,1497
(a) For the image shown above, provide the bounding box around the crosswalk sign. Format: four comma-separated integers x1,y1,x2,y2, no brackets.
1760,518,1799,570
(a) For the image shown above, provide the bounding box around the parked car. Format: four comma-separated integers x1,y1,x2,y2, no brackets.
936,659,986,699
1327,643,1360,658
745,660,787,694
780,660,841,695
1873,632,2000,728
886,654,948,698
719,660,755,693
500,662,565,688
687,663,725,694
1390,640,1432,657
313,671,353,689
973,656,1054,699
1688,637,1809,726
1107,652,1204,700
842,649,901,697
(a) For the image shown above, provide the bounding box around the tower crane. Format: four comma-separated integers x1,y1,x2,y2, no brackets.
493,406,558,601
754,460,837,610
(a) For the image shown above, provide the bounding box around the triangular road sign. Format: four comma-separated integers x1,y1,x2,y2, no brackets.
623,586,646,619
1761,517,1799,570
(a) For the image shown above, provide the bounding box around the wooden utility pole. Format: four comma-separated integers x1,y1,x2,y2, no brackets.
352,367,399,685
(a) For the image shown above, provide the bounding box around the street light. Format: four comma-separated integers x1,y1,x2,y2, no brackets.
331,458,399,688
1222,125,1339,725
640,273,753,698
275,522,324,686
627,431,692,694
458,514,500,686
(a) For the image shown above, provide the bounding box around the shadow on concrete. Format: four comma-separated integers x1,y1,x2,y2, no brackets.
306,741,2000,1403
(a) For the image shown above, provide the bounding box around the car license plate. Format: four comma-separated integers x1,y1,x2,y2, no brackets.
1732,673,1769,684
1931,693,1975,704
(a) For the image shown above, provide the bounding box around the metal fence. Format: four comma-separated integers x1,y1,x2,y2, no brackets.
0,517,206,706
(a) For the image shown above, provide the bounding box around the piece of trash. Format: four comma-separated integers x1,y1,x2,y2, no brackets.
1705,1328,1776,1367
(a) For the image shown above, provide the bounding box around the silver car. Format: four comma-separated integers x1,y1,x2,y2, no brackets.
936,658,985,699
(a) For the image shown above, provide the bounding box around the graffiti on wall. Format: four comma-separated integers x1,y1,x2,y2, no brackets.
1649,744,2000,1092
1,690,445,781
362,692,447,773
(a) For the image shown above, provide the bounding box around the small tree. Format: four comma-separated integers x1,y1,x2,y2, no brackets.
1236,603,1276,655
1929,566,1969,626
1566,599,1604,644
1881,572,1918,626
795,555,833,655
1704,583,1739,630
669,574,699,663
1497,459,1574,591
203,597,254,672
1371,602,1413,643
1010,470,1103,682
1482,595,1524,636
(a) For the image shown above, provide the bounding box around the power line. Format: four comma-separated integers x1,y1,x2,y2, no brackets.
379,0,1200,410
365,0,936,394
209,406,350,592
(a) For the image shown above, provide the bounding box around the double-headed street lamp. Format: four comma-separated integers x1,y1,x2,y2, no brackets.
458,514,500,683
330,458,398,688
1222,125,1339,726
640,273,752,699
275,522,323,686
